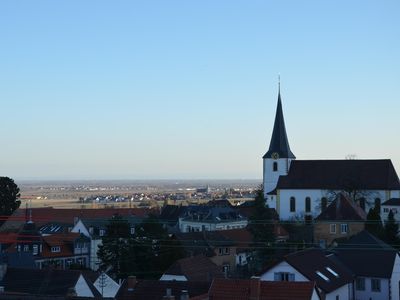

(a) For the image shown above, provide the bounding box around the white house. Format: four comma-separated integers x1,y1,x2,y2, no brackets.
72,217,140,270
263,89,400,221
260,248,354,300
381,198,400,223
333,230,400,300
178,206,247,233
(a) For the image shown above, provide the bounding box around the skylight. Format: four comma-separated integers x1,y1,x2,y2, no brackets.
326,267,339,278
316,271,330,282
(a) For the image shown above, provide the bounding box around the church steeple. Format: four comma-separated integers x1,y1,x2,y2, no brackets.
263,87,295,159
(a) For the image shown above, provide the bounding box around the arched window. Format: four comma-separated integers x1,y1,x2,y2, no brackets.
359,198,366,211
321,197,328,211
290,197,296,212
305,197,311,212
375,198,381,211
273,162,278,172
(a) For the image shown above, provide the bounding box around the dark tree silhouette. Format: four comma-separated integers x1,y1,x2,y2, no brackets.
384,210,399,247
0,177,21,217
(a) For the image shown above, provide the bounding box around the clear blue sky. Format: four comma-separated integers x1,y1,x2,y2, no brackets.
0,1,399,180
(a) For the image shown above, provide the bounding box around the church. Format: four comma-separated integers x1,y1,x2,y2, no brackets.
263,88,400,221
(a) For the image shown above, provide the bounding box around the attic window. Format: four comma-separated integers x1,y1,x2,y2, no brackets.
273,162,278,172
316,271,330,282
51,246,61,253
325,267,339,278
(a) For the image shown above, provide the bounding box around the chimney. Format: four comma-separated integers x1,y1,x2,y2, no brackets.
180,290,189,300
0,264,7,281
127,275,137,291
249,277,260,300
163,288,175,300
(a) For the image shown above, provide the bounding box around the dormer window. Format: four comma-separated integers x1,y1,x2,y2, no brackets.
273,162,278,172
51,246,61,253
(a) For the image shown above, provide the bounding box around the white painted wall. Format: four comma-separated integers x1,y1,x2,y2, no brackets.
72,220,90,237
178,219,248,233
390,254,400,300
263,158,292,196
381,204,400,223
325,283,351,300
276,189,390,220
260,261,308,282
354,277,389,300
94,273,120,298
74,275,94,298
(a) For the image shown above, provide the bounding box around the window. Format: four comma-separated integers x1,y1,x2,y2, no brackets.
319,239,326,249
219,247,229,255
99,229,105,236
335,296,339,300
305,197,311,212
290,197,296,212
359,198,366,210
274,272,295,281
321,197,328,211
130,227,135,235
222,264,230,274
23,245,29,252
330,224,336,234
51,246,61,253
375,198,381,211
340,224,348,234
356,278,365,291
33,245,38,255
273,162,278,172
371,278,381,292
384,208,389,213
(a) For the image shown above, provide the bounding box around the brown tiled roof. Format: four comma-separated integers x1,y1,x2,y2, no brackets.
277,159,400,190
283,248,353,293
315,193,367,221
209,278,316,300
217,228,253,250
164,254,224,282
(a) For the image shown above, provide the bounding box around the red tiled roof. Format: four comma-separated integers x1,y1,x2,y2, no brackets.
164,255,224,282
1,207,155,232
209,278,316,300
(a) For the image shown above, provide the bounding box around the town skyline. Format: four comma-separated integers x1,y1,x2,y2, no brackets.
1,1,399,180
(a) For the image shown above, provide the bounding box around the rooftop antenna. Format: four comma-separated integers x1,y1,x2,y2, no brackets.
28,199,33,224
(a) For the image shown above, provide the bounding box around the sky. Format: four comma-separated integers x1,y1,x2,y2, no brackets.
0,1,399,180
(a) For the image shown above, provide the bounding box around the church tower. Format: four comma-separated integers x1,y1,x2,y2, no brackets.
263,86,295,199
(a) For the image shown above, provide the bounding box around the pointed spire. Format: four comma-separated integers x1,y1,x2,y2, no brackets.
263,82,296,159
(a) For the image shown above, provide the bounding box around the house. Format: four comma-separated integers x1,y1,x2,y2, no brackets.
333,230,400,300
116,277,210,300
205,278,321,300
262,89,400,221
175,231,238,276
178,206,247,232
71,216,142,270
160,255,224,282
0,265,101,298
217,228,255,268
260,248,353,300
314,193,367,248
381,198,400,223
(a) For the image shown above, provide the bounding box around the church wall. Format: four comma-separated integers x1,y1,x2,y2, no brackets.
277,189,390,221
263,158,292,196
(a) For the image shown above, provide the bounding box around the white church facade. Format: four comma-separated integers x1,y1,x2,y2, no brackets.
263,89,400,221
